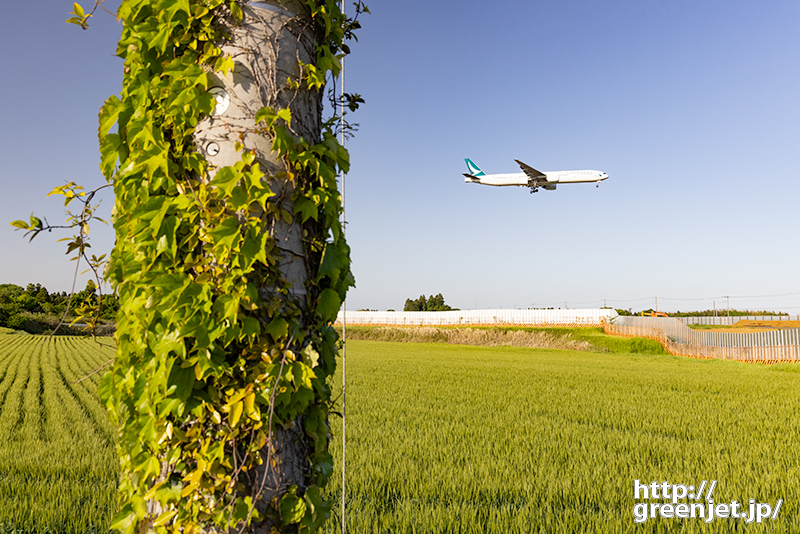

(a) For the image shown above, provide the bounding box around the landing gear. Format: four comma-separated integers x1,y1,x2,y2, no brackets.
596,182,600,188
530,187,539,194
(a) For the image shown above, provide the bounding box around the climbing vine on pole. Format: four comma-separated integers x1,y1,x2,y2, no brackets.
86,0,364,532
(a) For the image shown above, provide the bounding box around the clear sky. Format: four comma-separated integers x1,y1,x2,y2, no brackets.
1,1,799,314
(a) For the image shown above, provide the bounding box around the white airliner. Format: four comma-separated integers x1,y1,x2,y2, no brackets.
463,158,609,193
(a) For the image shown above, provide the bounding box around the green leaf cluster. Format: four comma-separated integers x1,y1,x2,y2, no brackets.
403,293,454,312
95,1,359,533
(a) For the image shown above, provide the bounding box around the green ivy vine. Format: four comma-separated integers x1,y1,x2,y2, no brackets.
82,0,364,532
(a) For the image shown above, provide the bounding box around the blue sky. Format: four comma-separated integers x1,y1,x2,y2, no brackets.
1,1,799,313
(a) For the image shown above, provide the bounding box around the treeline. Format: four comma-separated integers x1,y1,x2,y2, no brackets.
614,308,788,317
403,293,458,312
671,309,787,317
0,282,118,335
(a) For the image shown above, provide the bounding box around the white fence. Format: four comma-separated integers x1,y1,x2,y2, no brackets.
335,308,618,326
332,311,800,362
613,316,800,347
679,315,800,326
608,316,800,363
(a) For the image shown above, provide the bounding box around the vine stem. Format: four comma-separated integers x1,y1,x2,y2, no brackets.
44,228,84,343
73,358,113,384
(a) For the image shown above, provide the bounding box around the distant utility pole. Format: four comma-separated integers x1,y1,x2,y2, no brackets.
724,295,730,316
655,297,658,312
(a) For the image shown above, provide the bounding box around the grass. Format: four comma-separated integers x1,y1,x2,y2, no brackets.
2,328,798,533
0,332,118,534
324,340,800,533
337,325,668,355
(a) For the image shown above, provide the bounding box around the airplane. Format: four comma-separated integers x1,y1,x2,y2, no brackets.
464,158,609,193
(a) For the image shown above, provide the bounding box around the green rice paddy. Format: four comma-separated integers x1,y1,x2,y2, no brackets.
0,333,117,533
1,329,798,533
325,340,800,533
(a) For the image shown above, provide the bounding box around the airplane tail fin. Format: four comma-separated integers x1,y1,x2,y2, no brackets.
464,158,486,177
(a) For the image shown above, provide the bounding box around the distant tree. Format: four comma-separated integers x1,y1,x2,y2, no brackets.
0,284,24,304
25,283,51,305
15,294,40,313
427,293,453,311
404,296,424,311
404,293,454,311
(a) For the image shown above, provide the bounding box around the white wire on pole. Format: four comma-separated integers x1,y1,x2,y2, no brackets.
339,1,346,532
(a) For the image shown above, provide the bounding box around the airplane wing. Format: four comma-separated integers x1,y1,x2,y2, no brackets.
514,160,546,180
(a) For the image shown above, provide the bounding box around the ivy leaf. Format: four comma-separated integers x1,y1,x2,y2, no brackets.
280,486,306,525
99,95,122,136
241,317,260,338
99,133,123,180
155,215,178,259
108,504,135,532
214,55,235,77
276,108,292,127
213,294,240,324
209,166,240,195
230,1,243,22
303,486,326,526
153,510,178,527
293,196,318,222
292,361,315,390
318,241,349,283
265,317,288,340
207,216,241,253
229,399,244,427
243,391,257,420
154,481,183,505
316,289,341,322
167,363,195,411
301,344,320,368
255,106,275,125
240,227,268,269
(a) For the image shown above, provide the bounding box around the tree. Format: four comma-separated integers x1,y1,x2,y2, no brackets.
404,295,424,311
403,293,454,311
58,1,363,533
426,293,446,311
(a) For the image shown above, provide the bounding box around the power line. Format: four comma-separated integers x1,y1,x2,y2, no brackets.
497,291,800,311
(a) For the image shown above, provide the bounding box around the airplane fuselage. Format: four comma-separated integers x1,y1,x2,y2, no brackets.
463,158,609,193
465,170,608,187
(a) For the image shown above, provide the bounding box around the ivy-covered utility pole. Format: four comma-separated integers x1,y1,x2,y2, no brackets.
91,1,362,532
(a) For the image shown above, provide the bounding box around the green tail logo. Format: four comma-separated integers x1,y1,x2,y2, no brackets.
464,158,485,177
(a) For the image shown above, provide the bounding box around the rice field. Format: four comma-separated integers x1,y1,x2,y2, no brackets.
0,330,117,534
325,340,800,533
2,329,799,533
